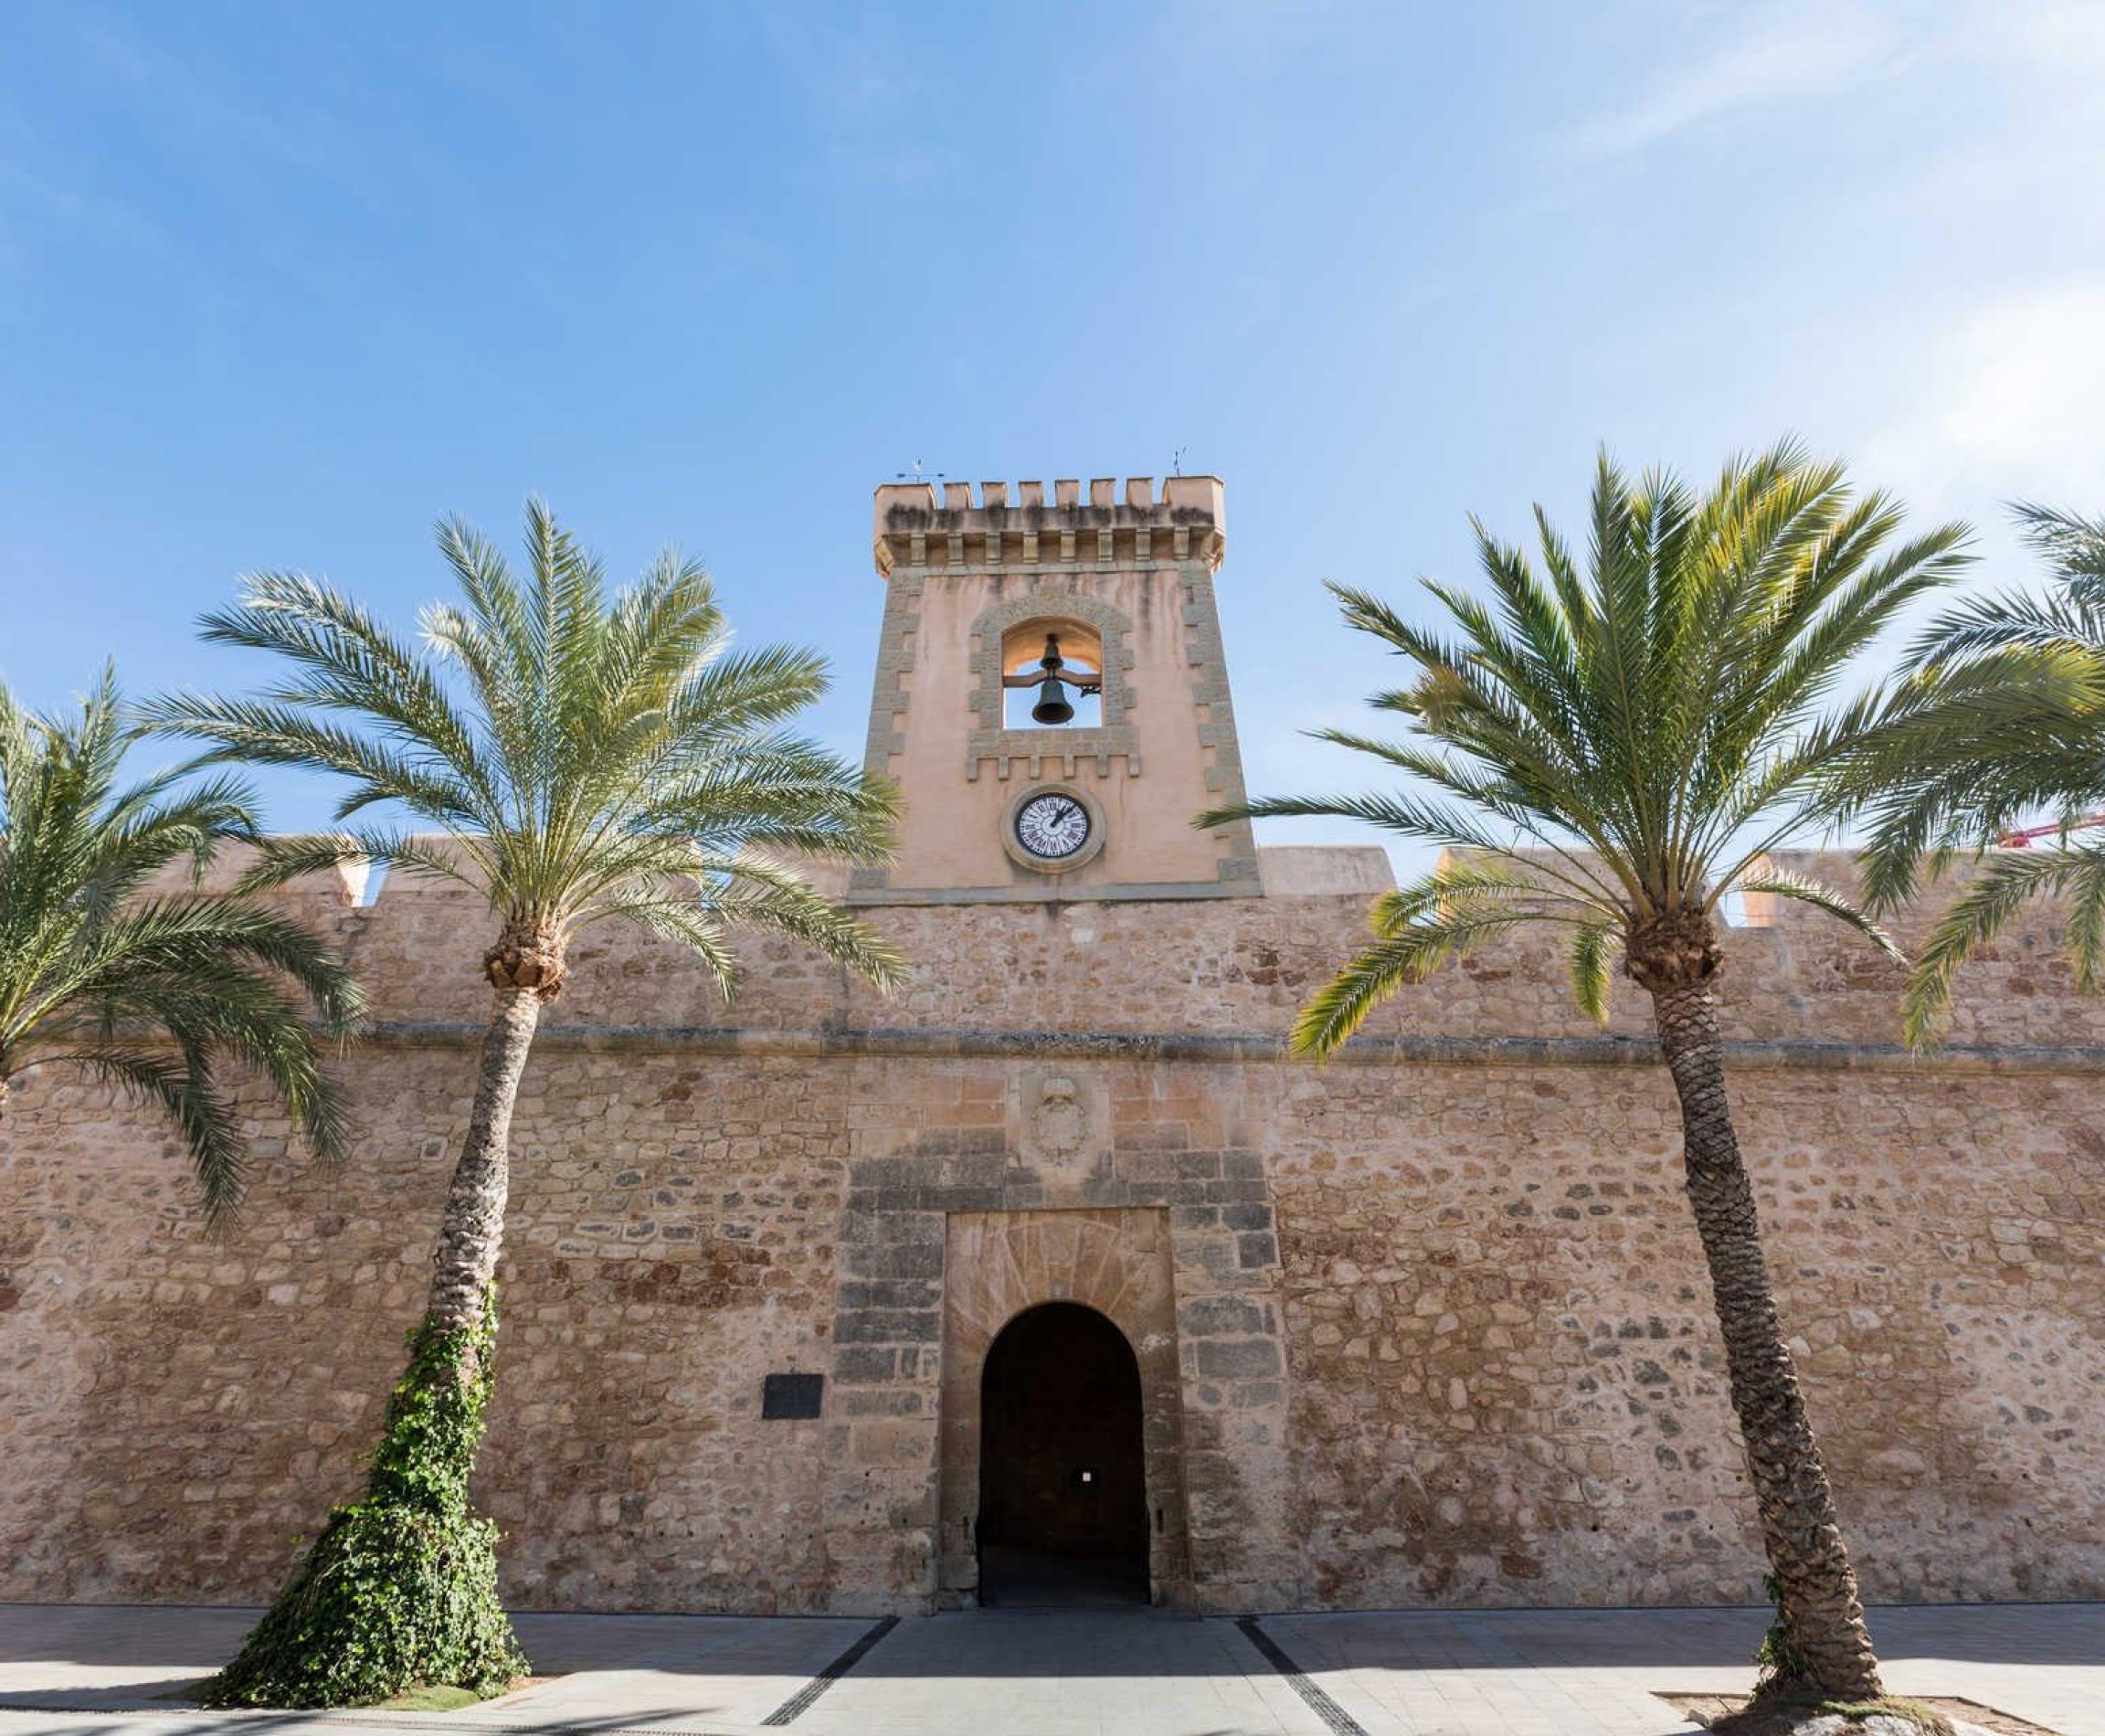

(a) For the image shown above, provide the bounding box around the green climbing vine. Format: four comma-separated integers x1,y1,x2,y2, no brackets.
1737,1577,1955,1732
200,1291,529,1709
1751,1572,1816,1703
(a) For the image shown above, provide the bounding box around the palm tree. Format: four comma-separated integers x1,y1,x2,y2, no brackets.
1201,442,1970,1704
0,667,357,1224
145,501,905,1709
1856,504,2105,1043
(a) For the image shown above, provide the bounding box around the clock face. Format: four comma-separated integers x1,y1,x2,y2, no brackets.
1014,791,1092,862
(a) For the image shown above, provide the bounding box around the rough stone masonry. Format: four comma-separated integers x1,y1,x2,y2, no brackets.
1,475,2100,1619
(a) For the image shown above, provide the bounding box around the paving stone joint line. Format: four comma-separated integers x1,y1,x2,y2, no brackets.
1235,1617,1371,1736
758,1615,898,1727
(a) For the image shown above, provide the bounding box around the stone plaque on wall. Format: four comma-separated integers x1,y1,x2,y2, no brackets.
1010,1068,1112,1187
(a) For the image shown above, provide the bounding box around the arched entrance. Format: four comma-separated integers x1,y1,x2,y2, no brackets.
937,1210,1195,1609
977,1302,1149,1606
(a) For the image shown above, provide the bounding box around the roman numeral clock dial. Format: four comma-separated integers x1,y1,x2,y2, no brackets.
1000,784,1105,875
1015,791,1090,861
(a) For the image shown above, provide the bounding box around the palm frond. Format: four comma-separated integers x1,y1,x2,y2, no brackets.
712,884,910,994
51,1043,249,1224
2010,501,2105,599
1857,498,2105,1021
1732,867,1902,959
133,694,486,830
1902,847,2093,1048
1201,789,1515,857
2066,845,2105,995
0,671,357,1222
1571,922,1616,1024
1223,440,1971,1052
193,571,502,810
233,830,486,898
583,894,744,1001
1290,897,1537,1058
1846,646,2105,908
143,502,903,1006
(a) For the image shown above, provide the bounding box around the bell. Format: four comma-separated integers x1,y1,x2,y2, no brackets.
1030,633,1075,725
1031,678,1075,726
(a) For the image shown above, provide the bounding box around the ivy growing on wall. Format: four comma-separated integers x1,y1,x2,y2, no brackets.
200,1293,528,1709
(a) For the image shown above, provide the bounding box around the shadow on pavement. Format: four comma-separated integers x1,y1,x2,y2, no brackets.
1,1601,2100,1693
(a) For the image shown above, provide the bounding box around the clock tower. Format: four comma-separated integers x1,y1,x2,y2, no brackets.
847,475,1263,904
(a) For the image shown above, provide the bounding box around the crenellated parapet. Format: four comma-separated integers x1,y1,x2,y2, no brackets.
872,475,1226,577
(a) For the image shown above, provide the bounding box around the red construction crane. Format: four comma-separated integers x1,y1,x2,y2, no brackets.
1997,813,2105,847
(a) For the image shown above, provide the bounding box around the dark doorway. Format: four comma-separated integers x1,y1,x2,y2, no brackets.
978,1302,1149,1607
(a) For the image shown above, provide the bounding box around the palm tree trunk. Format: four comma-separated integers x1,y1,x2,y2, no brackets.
202,983,542,1708
424,985,541,1344
1650,978,1883,1702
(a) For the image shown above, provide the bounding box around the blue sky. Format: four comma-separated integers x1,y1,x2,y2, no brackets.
3,2,2100,848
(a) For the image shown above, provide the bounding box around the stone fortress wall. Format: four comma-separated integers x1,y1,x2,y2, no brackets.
2,842,2100,1617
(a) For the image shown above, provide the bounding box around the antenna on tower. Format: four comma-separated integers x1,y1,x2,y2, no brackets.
894,459,947,482
1172,446,1189,477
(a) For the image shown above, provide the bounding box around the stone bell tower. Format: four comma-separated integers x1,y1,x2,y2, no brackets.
847,475,1263,904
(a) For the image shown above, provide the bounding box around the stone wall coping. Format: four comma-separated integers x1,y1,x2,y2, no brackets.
1256,844,1394,896
344,1017,2105,1074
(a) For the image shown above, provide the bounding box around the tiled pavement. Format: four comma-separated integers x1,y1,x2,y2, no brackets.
0,1602,2099,1736
1262,1604,2105,1736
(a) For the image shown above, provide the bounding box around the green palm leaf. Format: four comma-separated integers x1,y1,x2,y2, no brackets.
1204,437,1962,1032
142,499,903,996
1570,921,1616,1024
1290,901,1535,1057
1734,865,1900,958
1902,844,2105,1046
0,669,362,1223
1856,500,2105,1035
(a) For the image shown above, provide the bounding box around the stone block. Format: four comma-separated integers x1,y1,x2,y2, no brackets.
1179,1296,1268,1337
1193,1338,1282,1380
834,1308,942,1344
832,1346,898,1384
837,1279,942,1310
840,1241,945,1280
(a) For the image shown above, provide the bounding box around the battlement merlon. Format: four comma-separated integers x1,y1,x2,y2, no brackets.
872,475,1225,578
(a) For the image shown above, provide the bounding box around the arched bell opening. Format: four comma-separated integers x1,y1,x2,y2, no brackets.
976,1300,1149,1606
1000,619,1105,728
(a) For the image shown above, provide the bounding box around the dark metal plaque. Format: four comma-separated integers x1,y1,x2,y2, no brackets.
761,1371,824,1420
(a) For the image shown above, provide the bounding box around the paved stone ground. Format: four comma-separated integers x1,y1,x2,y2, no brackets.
0,1603,2099,1736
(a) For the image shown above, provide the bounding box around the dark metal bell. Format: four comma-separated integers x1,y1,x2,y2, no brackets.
1030,632,1075,725
1031,678,1075,725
